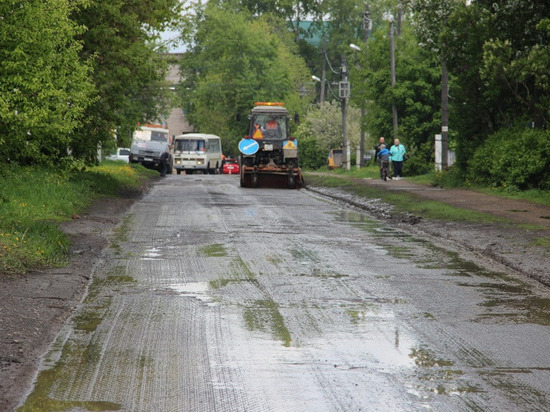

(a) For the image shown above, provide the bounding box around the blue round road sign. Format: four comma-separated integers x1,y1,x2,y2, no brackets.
239,139,259,155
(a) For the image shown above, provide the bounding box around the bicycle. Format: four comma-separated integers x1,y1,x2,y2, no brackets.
380,160,391,181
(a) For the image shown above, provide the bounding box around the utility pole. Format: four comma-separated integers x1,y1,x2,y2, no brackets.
389,19,398,139
320,34,327,105
359,3,371,166
340,55,350,171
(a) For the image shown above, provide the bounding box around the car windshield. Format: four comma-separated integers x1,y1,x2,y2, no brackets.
175,139,205,152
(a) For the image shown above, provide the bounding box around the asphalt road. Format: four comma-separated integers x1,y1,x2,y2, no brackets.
21,175,550,411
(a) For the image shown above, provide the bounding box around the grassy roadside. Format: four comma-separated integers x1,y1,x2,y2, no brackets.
408,172,550,206
319,164,550,206
304,165,537,223
0,161,157,275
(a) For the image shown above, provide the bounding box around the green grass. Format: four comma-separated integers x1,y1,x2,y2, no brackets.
324,163,382,179
409,170,550,206
0,163,156,275
476,187,550,206
532,236,550,250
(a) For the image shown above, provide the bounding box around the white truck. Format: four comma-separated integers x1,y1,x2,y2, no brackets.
129,124,173,173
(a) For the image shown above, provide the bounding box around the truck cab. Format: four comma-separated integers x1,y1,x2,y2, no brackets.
129,124,172,173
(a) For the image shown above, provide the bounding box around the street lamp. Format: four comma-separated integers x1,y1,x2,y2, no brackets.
349,43,361,52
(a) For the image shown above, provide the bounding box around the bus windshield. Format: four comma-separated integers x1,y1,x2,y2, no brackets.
175,139,206,152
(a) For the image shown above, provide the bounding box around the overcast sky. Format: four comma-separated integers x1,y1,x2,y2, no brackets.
158,28,186,53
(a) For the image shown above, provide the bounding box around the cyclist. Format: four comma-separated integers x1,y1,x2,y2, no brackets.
378,144,392,181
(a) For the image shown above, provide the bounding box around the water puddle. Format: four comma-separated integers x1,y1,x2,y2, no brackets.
141,247,163,260
168,282,217,306
334,207,550,326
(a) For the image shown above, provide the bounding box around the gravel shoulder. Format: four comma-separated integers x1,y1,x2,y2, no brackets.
1,176,549,411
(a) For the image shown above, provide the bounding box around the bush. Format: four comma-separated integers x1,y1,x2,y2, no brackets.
467,127,550,190
431,166,465,188
298,136,327,170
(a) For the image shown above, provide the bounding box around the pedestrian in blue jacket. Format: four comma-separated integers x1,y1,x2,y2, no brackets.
378,144,391,181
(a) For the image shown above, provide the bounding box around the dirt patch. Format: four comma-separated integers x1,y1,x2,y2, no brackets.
1,176,549,411
0,187,148,412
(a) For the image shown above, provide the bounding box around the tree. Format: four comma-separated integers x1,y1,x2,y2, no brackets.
0,0,94,166
351,22,440,174
410,0,550,174
180,4,313,156
404,0,462,170
70,0,183,160
296,101,362,151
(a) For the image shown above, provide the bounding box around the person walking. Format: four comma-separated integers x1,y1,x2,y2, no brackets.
159,148,171,177
390,138,406,179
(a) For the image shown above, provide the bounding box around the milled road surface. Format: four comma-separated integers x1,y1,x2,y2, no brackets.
20,175,550,411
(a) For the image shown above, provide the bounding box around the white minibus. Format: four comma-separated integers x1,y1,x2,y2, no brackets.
172,133,223,175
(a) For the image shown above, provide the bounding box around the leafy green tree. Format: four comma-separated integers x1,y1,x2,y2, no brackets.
0,0,94,166
410,0,550,177
351,22,441,174
296,101,361,151
70,0,183,160
180,4,313,155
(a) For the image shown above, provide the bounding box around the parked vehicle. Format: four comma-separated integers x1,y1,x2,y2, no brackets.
105,147,130,162
222,158,240,174
129,124,173,173
238,102,302,188
172,133,223,175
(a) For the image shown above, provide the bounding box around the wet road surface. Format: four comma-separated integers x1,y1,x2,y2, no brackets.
21,175,550,411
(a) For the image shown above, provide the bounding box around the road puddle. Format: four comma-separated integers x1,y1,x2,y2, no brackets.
141,247,163,260
168,282,217,305
335,209,550,326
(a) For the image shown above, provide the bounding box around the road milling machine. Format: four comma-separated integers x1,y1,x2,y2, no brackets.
238,102,303,188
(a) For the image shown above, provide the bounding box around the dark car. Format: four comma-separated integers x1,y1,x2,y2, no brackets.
223,158,240,174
